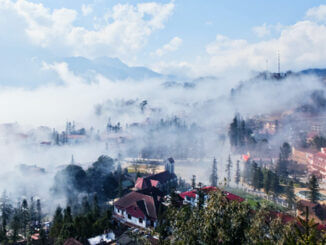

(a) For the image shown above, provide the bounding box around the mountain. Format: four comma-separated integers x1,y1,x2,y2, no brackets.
60,56,162,81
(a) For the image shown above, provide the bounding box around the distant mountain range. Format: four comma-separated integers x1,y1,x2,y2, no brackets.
1,54,326,87
59,56,163,81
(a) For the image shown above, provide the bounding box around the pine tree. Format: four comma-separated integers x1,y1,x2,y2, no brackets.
50,206,63,239
243,159,252,183
92,195,100,220
197,182,204,209
229,116,239,147
280,142,291,160
36,199,42,227
21,199,29,239
226,155,233,187
210,158,218,187
252,162,263,190
118,176,123,197
235,160,240,186
285,181,296,209
308,175,320,204
271,172,281,198
10,209,20,243
191,175,196,189
263,169,272,194
0,191,12,235
81,196,91,214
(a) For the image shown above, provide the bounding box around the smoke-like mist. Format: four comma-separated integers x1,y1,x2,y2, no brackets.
1,60,326,213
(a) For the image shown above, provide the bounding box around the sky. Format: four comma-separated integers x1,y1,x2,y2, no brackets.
1,0,326,83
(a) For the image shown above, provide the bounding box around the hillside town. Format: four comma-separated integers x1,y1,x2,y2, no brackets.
3,0,326,244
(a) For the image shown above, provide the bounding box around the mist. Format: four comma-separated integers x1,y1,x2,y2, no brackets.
0,59,326,214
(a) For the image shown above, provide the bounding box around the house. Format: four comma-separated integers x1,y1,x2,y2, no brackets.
180,186,244,207
312,150,326,180
297,200,326,225
134,158,177,193
88,232,115,245
113,187,164,228
292,146,316,165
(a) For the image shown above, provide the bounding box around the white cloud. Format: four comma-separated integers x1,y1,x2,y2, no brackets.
252,23,271,38
154,36,182,56
81,4,93,16
306,5,326,22
0,0,175,58
204,9,326,75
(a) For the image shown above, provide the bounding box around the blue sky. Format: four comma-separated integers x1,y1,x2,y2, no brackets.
1,0,326,84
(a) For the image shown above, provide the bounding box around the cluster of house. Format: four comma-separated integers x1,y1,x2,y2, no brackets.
292,146,326,181
113,158,177,228
113,158,245,229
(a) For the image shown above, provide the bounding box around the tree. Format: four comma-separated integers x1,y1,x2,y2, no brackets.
210,158,218,187
235,160,240,186
226,155,233,186
285,180,296,209
229,116,239,147
243,159,252,183
10,209,20,243
92,195,100,220
197,183,205,209
36,199,42,227
308,174,320,203
263,169,272,195
191,175,196,189
252,162,263,190
0,191,12,235
271,172,281,198
21,199,29,238
275,154,288,179
280,142,291,160
50,206,63,239
81,196,91,215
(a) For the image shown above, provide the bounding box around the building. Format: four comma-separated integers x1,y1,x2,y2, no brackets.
134,158,177,193
292,146,316,165
113,187,164,228
179,186,244,207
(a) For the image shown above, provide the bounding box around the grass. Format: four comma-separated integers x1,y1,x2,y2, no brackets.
225,187,286,211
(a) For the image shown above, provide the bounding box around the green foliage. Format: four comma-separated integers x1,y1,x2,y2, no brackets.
191,175,196,189
229,115,256,148
226,155,232,186
252,162,263,190
50,195,115,244
235,160,240,186
52,155,119,203
166,190,326,244
285,181,296,209
210,158,218,187
308,174,320,204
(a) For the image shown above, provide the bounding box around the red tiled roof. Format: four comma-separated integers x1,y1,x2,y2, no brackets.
126,205,145,219
64,238,83,245
180,190,196,199
224,192,245,202
179,186,244,203
134,171,177,190
135,178,147,190
315,152,326,159
114,189,163,219
150,179,159,187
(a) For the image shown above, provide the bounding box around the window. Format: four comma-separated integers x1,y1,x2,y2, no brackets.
139,218,143,223
128,214,131,219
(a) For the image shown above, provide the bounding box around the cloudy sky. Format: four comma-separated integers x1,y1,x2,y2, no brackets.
1,0,326,83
